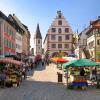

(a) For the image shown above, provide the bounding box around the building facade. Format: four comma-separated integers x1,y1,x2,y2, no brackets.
22,25,30,57
30,48,34,55
75,27,91,59
86,17,100,62
11,14,30,58
16,32,22,56
8,14,24,59
0,11,30,59
34,24,42,56
0,11,16,58
43,11,73,58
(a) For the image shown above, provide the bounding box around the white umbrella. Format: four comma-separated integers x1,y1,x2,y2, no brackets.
63,56,77,61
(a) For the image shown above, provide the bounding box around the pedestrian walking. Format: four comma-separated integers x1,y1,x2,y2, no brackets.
0,71,6,88
42,59,44,66
30,63,33,70
22,68,27,79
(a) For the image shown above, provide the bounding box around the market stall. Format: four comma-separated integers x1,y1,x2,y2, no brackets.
63,58,100,90
5,65,22,87
70,75,88,89
0,58,23,87
63,56,77,61
0,58,24,65
56,58,68,69
67,67,88,90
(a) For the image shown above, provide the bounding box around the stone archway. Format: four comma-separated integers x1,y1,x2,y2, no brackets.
52,52,59,57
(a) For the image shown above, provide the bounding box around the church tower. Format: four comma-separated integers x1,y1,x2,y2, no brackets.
34,24,42,56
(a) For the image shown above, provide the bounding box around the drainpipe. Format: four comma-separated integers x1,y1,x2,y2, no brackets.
79,46,82,58
95,32,96,62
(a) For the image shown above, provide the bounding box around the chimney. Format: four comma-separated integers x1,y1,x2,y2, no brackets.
57,10,62,15
90,21,93,25
98,16,100,19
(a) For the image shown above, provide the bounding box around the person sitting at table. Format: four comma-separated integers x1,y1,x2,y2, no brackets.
90,67,97,81
80,68,85,76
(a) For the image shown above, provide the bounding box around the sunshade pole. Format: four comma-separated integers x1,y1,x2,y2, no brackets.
61,63,64,84
66,67,69,88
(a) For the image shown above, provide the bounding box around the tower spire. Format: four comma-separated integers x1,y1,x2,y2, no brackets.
34,23,42,39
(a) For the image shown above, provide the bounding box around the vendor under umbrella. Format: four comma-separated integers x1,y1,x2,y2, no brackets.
80,67,85,76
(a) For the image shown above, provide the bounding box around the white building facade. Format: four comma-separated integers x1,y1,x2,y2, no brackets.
86,18,100,62
16,32,22,54
75,27,91,59
43,11,73,57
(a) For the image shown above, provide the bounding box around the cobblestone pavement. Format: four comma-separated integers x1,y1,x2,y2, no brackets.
28,63,58,82
0,63,100,100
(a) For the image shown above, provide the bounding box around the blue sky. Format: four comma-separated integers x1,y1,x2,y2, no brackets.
0,0,100,48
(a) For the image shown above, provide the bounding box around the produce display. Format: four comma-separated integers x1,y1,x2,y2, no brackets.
6,67,22,87
73,75,87,82
0,62,22,88
68,68,88,90
68,75,88,90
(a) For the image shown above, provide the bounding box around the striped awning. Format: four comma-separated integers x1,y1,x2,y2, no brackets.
0,58,24,66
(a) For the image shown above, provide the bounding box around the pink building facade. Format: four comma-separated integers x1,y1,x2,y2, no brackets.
0,11,16,57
